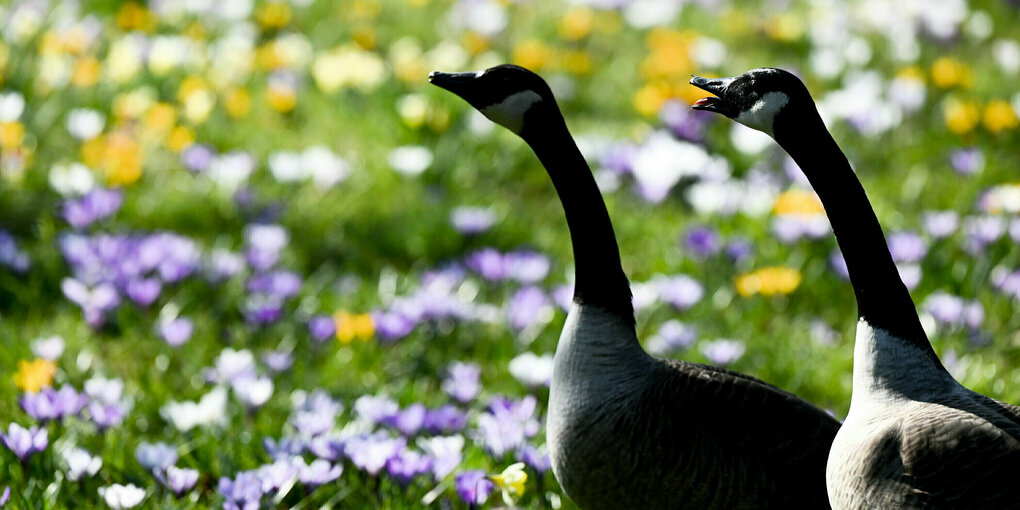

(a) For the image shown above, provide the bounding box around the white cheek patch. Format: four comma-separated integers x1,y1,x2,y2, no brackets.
736,91,790,136
480,90,543,134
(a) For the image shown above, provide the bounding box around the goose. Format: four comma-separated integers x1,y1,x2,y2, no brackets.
430,64,839,510
691,68,1020,509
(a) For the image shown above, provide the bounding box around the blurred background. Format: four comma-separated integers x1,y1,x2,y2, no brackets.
1,0,1019,508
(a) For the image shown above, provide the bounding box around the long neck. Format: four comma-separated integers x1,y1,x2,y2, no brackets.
520,111,634,322
776,108,944,370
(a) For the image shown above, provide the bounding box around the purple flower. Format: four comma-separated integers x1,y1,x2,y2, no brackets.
455,470,494,505
371,309,417,341
949,147,984,175
261,350,294,373
506,286,551,330
218,471,262,510
181,144,215,173
423,405,468,434
1,423,48,461
354,395,399,425
442,362,481,404
308,315,336,343
244,295,284,325
963,215,1005,254
829,250,850,280
290,390,342,438
158,317,193,347
922,211,959,239
700,339,746,366
345,433,405,476
61,278,119,327
88,401,127,430
450,207,496,235
263,436,304,460
386,448,431,486
725,237,754,262
551,283,574,311
62,188,123,229
599,142,638,175
307,435,346,462
244,224,288,272
207,249,246,281
418,435,464,480
135,442,178,472
654,275,704,310
476,396,540,458
661,100,712,142
646,320,697,355
683,226,721,257
517,443,551,474
247,270,302,299
0,231,31,273
887,231,928,263
295,458,343,487
124,277,162,307
504,250,551,283
165,466,199,496
20,386,86,422
258,459,298,493
387,403,426,436
1,486,9,506
466,248,507,281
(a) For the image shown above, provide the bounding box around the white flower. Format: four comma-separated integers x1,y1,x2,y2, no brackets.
98,484,145,509
160,386,228,432
417,435,464,479
215,348,256,383
508,352,554,387
302,145,349,188
66,109,105,140
448,0,507,37
268,151,304,182
491,462,527,506
993,39,1020,75
312,45,386,93
49,162,96,196
85,375,125,406
31,335,65,360
388,146,433,176
231,375,273,408
148,36,190,76
63,446,102,481
206,151,255,192
623,0,681,29
105,35,145,84
0,92,25,122
691,37,727,69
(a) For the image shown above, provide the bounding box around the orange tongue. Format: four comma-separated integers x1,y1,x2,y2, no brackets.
694,97,713,106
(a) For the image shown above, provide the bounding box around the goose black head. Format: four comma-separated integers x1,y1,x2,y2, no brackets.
690,68,812,138
429,65,555,137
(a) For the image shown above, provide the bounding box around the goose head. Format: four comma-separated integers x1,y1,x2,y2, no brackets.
429,65,556,137
690,68,812,138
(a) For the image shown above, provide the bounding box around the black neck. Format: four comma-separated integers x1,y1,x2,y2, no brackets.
775,106,943,368
520,111,634,322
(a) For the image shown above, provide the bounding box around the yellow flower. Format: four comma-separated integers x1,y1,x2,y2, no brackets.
633,82,670,117
764,13,804,42
72,56,101,87
931,57,972,89
641,28,692,80
460,31,490,56
267,85,297,113
491,462,528,505
982,100,1018,133
513,40,553,71
0,121,25,150
255,2,292,30
143,102,177,137
352,27,377,50
166,126,194,152
224,88,251,118
13,359,57,393
772,189,825,216
559,6,594,41
398,94,428,128
736,267,802,297
334,310,375,343
563,50,592,75
84,132,143,186
113,88,156,120
116,2,155,32
943,97,980,135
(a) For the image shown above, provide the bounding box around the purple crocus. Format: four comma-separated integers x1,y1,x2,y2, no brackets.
263,436,304,460
661,99,712,142
124,277,162,307
0,231,30,273
700,339,746,366
307,434,346,462
258,458,299,493
466,248,507,281
922,211,959,239
450,207,497,235
20,386,86,422
247,270,301,298
308,315,336,343
506,286,551,330
181,144,215,173
261,350,294,373
165,466,199,496
418,435,464,480
387,403,427,436
207,249,246,281
887,231,928,263
1,486,9,506
949,147,984,175
551,283,574,312
218,471,262,510
158,317,193,347
290,390,342,438
88,401,127,430
455,470,494,505
345,432,405,476
386,448,432,486
654,275,704,311
442,362,481,404
244,224,288,272
135,442,178,472
295,458,343,487
423,404,468,434
504,250,551,283
354,395,399,425
62,188,123,229
646,320,697,355
476,396,540,458
61,278,119,327
371,309,417,342
1,423,48,461
517,443,551,474
829,250,850,280
683,226,721,257
725,237,754,262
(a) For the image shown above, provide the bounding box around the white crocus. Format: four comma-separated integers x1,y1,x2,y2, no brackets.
98,484,145,509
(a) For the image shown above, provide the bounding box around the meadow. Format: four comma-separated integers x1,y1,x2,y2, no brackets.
2,0,1020,508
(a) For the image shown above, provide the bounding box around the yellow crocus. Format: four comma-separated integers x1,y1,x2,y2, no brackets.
983,100,1018,133
772,189,826,216
943,97,980,135
736,267,802,297
513,40,553,72
491,462,528,505
334,310,376,343
13,359,57,393
559,6,595,41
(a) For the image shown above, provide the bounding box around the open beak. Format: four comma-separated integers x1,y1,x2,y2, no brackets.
428,71,479,99
690,75,739,118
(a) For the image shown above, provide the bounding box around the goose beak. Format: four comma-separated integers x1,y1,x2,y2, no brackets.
429,71,480,99
690,75,739,118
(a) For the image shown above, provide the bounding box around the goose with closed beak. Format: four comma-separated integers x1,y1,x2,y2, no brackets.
692,67,1020,509
431,64,839,510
